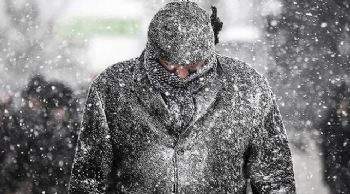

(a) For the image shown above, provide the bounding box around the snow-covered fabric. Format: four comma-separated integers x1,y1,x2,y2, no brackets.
147,1,215,66
69,54,296,193
144,1,216,134
69,1,295,193
143,47,217,133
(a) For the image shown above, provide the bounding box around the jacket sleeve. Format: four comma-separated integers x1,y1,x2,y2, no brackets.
69,83,113,193
248,90,296,194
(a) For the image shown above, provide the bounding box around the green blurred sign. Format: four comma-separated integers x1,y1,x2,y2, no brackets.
62,17,141,37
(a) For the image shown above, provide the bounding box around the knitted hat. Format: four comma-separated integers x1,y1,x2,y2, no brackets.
147,1,215,66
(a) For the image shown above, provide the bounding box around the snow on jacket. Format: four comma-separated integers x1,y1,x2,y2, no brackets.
69,54,296,194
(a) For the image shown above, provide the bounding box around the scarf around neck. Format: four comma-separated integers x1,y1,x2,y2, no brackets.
143,47,218,134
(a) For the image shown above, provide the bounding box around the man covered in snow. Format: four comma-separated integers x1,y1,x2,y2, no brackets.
69,1,296,193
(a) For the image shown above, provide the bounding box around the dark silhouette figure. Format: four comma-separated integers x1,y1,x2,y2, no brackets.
4,76,80,194
0,92,18,194
320,82,350,194
19,81,79,194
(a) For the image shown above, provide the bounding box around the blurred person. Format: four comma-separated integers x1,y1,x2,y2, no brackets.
0,92,13,136
1,75,48,194
20,75,48,115
0,92,16,194
19,81,79,194
320,82,350,194
69,1,296,193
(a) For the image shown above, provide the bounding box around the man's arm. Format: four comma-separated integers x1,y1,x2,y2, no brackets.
69,83,113,193
248,89,296,194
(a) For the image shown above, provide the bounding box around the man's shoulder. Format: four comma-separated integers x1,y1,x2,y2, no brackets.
217,54,270,91
217,54,274,114
92,57,141,86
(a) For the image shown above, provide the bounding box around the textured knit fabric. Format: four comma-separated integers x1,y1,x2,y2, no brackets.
143,47,218,133
147,1,215,65
144,1,216,133
69,54,296,193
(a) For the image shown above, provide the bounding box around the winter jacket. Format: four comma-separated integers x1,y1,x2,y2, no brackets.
69,54,296,194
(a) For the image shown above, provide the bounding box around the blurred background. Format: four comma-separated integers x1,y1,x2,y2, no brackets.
1,0,350,193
